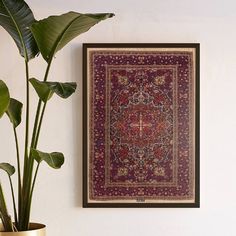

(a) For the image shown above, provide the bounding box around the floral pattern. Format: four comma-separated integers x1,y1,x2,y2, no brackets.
88,49,195,203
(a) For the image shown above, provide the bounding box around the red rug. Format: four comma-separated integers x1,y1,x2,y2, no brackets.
86,47,197,204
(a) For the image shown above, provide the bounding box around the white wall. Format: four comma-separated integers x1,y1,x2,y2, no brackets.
0,0,235,235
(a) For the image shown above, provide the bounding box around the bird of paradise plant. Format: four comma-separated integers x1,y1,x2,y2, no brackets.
0,0,114,232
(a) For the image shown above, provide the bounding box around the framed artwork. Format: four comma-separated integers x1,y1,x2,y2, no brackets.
83,43,200,208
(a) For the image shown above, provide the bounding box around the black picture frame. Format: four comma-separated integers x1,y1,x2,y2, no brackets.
83,43,200,208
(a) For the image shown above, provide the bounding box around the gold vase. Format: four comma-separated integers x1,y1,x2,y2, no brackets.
0,223,46,236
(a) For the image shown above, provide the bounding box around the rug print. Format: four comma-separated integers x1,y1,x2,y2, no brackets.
87,49,195,203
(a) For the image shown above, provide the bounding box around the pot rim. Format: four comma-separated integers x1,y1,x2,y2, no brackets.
0,223,46,233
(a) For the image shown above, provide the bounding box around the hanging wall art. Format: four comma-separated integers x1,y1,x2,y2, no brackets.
83,43,200,207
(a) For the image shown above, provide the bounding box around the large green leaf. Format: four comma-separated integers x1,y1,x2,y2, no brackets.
0,163,15,176
6,98,23,128
31,149,64,169
29,78,77,102
31,12,114,62
0,0,39,60
0,80,10,118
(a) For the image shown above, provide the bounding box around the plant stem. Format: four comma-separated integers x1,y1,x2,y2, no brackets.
35,102,47,148
44,58,53,82
13,127,22,225
20,60,30,230
30,163,39,203
13,128,21,188
30,58,52,149
28,59,53,180
20,103,42,230
21,59,53,230
30,102,42,148
23,60,30,170
30,57,53,151
22,102,47,228
8,176,17,225
23,163,40,229
22,60,30,189
22,103,47,228
0,182,13,232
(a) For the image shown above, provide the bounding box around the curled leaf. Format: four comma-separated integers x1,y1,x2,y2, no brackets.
31,149,64,169
45,81,77,99
0,163,15,176
6,98,23,128
29,78,77,102
0,80,10,118
29,78,53,102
